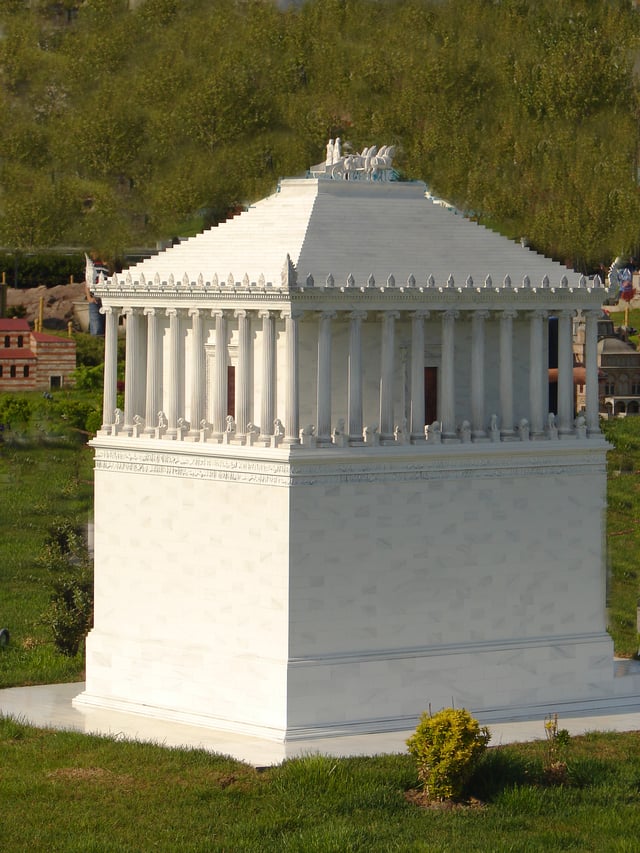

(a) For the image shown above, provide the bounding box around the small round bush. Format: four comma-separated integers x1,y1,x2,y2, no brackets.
406,707,491,801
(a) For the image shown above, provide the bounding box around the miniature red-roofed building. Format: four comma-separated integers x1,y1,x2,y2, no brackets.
0,318,76,392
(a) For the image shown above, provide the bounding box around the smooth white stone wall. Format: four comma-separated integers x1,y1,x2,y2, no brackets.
85,466,290,733
80,441,613,740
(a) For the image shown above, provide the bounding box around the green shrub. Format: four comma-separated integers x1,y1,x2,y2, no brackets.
72,363,104,391
39,519,93,657
6,304,27,318
406,707,491,801
0,395,33,431
85,409,102,435
0,252,85,289
74,333,105,368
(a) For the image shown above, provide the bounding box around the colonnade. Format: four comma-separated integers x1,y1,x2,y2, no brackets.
100,304,602,445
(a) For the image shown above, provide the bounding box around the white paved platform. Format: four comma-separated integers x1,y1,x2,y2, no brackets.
2,679,640,766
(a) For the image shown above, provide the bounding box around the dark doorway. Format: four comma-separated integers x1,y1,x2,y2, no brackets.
425,366,438,425
227,365,235,417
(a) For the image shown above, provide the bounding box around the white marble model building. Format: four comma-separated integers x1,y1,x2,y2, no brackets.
76,147,617,741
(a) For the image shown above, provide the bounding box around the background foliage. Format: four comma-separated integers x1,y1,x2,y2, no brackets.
1,0,639,271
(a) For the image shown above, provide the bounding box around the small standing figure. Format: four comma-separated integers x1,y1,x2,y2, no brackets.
427,421,442,444
84,253,106,335
518,418,530,442
459,420,472,443
326,139,334,167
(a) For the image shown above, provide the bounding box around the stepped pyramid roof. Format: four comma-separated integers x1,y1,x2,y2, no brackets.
120,177,585,290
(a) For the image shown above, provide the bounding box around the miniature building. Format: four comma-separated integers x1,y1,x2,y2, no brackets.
573,312,640,416
77,152,619,742
0,318,76,392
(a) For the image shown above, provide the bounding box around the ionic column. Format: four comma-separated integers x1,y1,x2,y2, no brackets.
410,311,428,441
557,309,575,435
316,311,336,445
123,307,144,432
440,309,458,439
379,311,400,443
165,307,183,437
144,307,161,434
211,309,228,439
188,308,205,435
471,310,489,439
584,309,601,435
282,309,302,445
235,309,251,438
499,309,517,438
348,310,367,443
101,305,119,431
528,309,547,437
259,310,276,440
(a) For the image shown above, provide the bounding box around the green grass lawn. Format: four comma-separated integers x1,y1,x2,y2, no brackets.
0,717,639,852
604,307,640,349
0,430,94,688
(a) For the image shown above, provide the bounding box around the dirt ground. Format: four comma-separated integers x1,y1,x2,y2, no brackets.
4,281,88,329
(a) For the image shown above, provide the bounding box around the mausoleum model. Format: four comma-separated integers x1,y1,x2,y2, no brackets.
76,145,619,742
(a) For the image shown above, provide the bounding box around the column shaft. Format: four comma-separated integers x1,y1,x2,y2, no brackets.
379,311,399,442
584,310,600,435
410,312,427,440
499,309,516,437
471,310,489,437
259,311,276,438
165,308,182,436
348,311,367,442
283,310,302,445
144,308,161,433
316,311,335,444
211,310,227,437
557,310,574,434
235,310,251,437
188,309,205,433
123,308,143,431
101,306,119,430
440,310,458,439
529,310,546,436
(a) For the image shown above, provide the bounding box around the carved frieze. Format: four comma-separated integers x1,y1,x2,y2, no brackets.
93,443,607,488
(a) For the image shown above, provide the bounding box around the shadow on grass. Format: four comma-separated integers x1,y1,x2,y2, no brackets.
468,748,537,801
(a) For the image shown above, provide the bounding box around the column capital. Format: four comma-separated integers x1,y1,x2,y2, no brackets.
500,308,518,320
582,308,601,320
211,308,229,319
122,306,144,317
166,306,187,319
557,308,576,318
378,310,401,322
410,309,430,320
442,309,459,321
280,308,304,321
188,306,203,318
348,310,368,321
100,304,120,317
471,309,491,321
317,310,338,321
234,308,249,320
143,305,160,317
529,308,548,320
258,309,276,320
